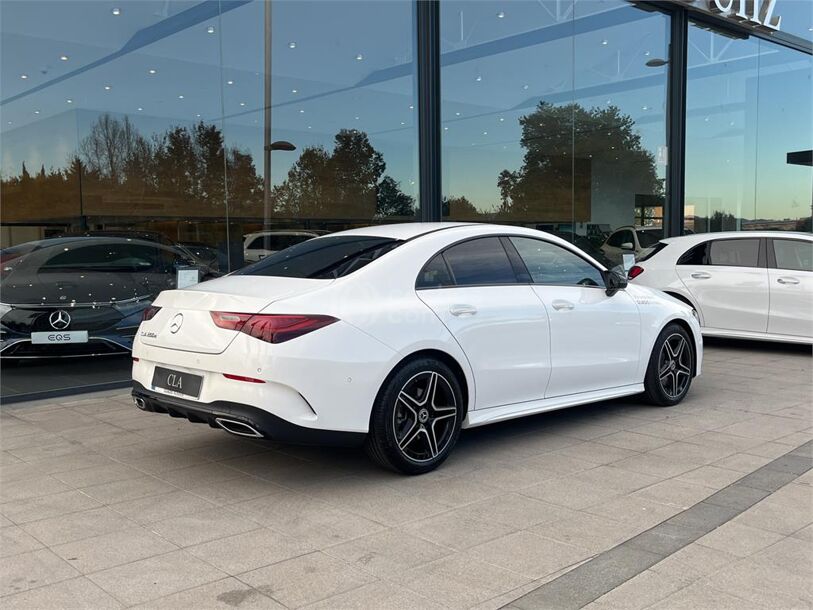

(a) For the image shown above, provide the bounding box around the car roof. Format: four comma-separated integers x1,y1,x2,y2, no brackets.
326,222,474,240
244,230,320,238
661,231,812,245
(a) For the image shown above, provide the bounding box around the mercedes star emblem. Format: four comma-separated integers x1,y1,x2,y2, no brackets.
169,313,184,334
49,310,71,330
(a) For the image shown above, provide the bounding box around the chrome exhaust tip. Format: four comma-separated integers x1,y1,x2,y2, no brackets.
214,417,263,438
133,396,147,410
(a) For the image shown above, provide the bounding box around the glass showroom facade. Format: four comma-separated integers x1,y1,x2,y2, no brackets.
1,0,811,395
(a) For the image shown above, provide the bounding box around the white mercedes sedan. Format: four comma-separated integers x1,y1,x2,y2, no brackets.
132,223,702,474
629,231,812,345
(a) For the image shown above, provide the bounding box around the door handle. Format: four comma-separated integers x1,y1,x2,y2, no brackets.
690,272,711,280
551,300,575,311
777,277,800,285
449,304,477,316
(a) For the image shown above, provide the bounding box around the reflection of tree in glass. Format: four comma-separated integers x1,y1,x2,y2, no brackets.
495,102,663,221
442,195,480,220
272,129,415,219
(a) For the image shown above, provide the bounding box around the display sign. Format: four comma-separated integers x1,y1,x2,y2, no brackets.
673,0,782,32
176,267,200,289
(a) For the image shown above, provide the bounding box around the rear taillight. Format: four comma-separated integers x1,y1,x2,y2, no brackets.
223,373,265,383
142,306,162,321
628,265,644,280
210,312,337,344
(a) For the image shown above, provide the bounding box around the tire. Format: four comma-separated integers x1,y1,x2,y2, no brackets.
643,323,694,407
365,357,464,475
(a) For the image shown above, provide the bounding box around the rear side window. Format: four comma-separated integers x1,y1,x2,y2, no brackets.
678,239,760,268
441,237,517,286
773,239,813,272
637,230,663,249
236,236,400,279
709,239,760,267
416,254,454,288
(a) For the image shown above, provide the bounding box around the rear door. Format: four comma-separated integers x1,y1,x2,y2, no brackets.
508,236,641,397
677,237,768,333
416,237,551,410
767,238,813,339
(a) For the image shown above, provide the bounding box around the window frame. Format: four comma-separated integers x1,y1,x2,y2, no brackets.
767,237,813,273
415,234,607,290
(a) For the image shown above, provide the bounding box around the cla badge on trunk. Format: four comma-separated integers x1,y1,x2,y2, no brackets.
49,310,71,330
169,313,184,334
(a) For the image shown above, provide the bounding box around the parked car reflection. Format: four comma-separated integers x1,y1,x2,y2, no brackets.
0,236,219,359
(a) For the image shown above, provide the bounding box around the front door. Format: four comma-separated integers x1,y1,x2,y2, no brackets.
508,236,641,397
768,238,813,338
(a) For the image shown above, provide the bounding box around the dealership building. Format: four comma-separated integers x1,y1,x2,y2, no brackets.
0,0,811,394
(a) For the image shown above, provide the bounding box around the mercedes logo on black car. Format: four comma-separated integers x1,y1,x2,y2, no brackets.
49,310,71,330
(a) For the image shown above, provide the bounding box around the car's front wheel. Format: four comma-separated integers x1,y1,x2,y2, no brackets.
644,323,694,406
365,357,464,475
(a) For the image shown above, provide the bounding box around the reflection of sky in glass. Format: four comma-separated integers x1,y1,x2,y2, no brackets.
1,0,810,225
685,24,812,225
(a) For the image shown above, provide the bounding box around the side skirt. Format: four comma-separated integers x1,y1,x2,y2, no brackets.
463,383,644,428
702,327,813,345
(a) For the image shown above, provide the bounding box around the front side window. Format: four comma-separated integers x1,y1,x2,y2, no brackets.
608,230,634,248
442,238,517,286
236,236,401,279
708,239,760,268
773,240,813,273
510,237,604,287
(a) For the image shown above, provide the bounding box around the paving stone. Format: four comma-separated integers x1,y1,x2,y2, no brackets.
87,550,226,606
50,527,178,574
132,577,282,609
696,522,784,558
239,551,376,608
187,527,315,574
0,548,80,597
1,576,122,609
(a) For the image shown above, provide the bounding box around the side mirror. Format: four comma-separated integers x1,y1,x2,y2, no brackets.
620,242,634,250
603,269,628,297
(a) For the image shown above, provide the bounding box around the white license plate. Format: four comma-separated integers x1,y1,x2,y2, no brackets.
31,331,89,344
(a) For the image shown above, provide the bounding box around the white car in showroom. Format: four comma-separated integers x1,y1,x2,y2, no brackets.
629,231,812,344
132,223,702,474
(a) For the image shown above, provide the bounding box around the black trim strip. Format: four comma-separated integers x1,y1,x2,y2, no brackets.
505,439,813,610
667,7,688,238
417,0,442,222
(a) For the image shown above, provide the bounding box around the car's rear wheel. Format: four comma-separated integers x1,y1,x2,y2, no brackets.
644,323,694,406
365,357,463,475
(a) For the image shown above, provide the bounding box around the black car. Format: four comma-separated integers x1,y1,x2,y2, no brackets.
0,236,218,359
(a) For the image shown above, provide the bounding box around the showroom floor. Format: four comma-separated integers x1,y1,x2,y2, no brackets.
1,339,811,609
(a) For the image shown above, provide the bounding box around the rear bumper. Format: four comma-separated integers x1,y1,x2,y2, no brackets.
131,381,365,447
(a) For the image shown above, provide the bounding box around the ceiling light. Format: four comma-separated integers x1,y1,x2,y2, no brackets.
522,84,529,90
104,85,111,90
497,11,505,18
355,116,360,120
400,121,405,125
196,113,201,117
60,55,69,61
482,131,488,135
66,98,73,103
475,75,482,82
307,125,312,129
291,89,298,93
138,107,143,111
409,104,414,110
7,121,12,125
226,80,234,85
148,69,157,74
499,117,504,122
299,109,305,113
207,25,215,34
455,112,461,116
355,53,364,61
443,126,449,131
601,39,608,46
644,51,651,57
288,41,296,49
20,74,28,79
178,94,184,99
111,7,121,16
34,110,40,114
239,102,246,106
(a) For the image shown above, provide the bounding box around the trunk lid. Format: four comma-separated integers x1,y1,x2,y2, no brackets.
139,275,329,354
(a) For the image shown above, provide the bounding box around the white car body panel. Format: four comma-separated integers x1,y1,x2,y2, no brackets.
631,231,812,344
133,222,703,441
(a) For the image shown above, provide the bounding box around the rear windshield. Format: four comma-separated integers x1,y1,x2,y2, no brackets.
637,230,664,248
235,235,402,279
637,242,668,262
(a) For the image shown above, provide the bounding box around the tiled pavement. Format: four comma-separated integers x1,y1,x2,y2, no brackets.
0,339,810,609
